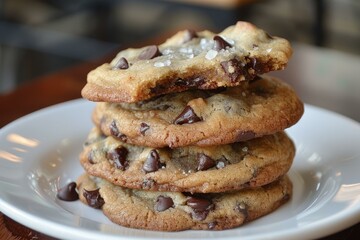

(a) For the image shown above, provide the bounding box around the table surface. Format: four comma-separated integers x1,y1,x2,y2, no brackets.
0,43,359,239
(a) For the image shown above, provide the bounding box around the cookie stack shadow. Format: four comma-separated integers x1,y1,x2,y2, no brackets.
76,21,304,231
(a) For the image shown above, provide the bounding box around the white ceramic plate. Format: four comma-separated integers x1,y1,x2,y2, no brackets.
0,99,359,240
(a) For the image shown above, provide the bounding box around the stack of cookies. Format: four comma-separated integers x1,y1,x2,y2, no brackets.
76,21,304,231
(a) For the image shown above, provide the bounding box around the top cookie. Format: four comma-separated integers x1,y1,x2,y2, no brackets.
82,21,292,103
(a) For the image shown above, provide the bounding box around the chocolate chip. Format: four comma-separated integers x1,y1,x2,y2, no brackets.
197,153,216,171
173,106,202,125
83,188,105,209
112,57,129,70
235,202,248,220
138,45,162,60
106,146,128,171
220,59,243,82
192,211,210,221
155,196,174,212
57,182,79,201
186,197,213,212
143,150,163,173
110,120,127,142
236,131,256,142
186,196,214,221
140,123,150,136
213,35,232,51
183,29,198,43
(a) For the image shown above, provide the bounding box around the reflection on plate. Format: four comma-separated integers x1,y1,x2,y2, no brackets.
0,99,359,240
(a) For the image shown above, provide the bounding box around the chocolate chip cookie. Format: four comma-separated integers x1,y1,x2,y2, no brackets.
77,173,292,231
80,128,294,193
82,21,292,103
93,75,303,148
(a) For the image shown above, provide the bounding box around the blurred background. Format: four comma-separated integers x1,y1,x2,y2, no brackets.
0,0,359,95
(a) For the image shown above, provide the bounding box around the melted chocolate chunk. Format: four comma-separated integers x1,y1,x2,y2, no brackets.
249,57,257,69
213,35,232,51
106,146,129,170
150,76,205,95
143,150,163,173
236,131,256,142
220,59,243,82
197,153,216,171
173,106,202,125
112,57,129,70
175,76,205,88
83,188,105,209
138,45,162,60
183,29,198,43
110,120,127,142
248,57,269,74
220,57,262,82
186,196,214,220
155,196,174,212
235,202,248,220
140,123,150,136
57,182,79,201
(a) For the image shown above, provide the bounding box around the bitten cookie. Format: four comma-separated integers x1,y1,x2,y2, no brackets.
77,173,292,231
82,21,292,103
94,75,304,148
80,128,294,193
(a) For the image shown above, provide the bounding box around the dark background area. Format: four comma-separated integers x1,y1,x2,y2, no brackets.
0,0,359,94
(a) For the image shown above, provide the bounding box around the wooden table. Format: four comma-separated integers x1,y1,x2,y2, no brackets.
0,47,359,239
